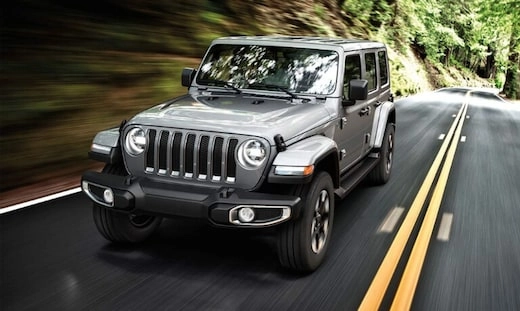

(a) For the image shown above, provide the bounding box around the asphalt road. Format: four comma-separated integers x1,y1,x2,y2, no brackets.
2,89,519,310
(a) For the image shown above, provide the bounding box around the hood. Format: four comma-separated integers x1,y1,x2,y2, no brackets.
128,94,331,144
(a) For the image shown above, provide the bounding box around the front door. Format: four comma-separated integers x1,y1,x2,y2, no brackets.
336,53,366,172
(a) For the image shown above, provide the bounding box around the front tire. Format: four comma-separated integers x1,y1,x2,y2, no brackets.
93,164,162,243
277,171,334,272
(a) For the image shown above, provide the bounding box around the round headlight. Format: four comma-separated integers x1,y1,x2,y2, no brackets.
125,127,147,155
237,139,267,169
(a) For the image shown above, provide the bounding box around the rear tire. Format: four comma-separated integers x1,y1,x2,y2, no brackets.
277,171,334,272
367,123,394,185
92,164,162,243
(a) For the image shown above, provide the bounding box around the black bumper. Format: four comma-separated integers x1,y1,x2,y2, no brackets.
81,171,301,227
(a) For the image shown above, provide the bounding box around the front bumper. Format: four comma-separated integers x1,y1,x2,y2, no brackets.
81,171,301,227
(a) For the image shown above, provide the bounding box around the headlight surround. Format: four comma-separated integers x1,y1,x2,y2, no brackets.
124,127,147,156
237,139,267,169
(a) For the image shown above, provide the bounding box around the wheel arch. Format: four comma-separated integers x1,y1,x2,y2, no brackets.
370,101,395,149
315,151,340,189
268,135,339,188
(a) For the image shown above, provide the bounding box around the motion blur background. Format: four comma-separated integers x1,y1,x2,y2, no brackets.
1,0,519,192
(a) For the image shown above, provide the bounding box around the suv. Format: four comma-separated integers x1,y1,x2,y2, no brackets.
82,36,395,272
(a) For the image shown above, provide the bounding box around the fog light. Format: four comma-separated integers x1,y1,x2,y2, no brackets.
103,188,114,204
238,207,255,223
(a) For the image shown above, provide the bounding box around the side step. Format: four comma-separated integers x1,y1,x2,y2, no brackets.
334,157,380,200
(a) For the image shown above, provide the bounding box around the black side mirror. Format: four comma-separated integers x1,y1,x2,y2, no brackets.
182,68,197,87
349,79,368,101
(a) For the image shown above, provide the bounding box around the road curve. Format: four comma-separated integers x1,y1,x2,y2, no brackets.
1,89,519,310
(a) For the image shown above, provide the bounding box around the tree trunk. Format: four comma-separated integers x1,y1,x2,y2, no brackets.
503,52,519,99
484,46,496,78
389,1,399,27
503,22,519,99
444,48,451,66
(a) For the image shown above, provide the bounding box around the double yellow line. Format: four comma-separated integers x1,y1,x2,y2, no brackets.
359,95,470,310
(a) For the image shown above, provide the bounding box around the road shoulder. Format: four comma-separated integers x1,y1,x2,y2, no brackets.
0,165,102,209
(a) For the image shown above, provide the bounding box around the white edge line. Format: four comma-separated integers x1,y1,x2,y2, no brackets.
0,187,82,215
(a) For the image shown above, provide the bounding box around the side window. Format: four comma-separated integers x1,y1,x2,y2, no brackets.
378,50,389,85
343,54,361,100
365,52,377,92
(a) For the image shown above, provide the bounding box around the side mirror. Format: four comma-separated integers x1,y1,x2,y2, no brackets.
349,79,368,101
181,68,197,87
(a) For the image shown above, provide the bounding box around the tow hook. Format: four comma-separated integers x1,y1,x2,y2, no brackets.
219,188,235,199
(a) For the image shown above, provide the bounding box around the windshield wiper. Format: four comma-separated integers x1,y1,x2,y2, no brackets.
198,79,241,94
248,83,298,99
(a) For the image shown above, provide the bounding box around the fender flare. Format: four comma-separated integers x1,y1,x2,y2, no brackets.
268,135,339,186
88,128,122,164
370,101,395,149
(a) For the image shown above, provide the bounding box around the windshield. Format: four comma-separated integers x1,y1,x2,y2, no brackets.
196,44,339,96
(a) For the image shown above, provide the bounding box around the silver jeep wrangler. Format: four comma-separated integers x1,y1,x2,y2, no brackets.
82,36,395,272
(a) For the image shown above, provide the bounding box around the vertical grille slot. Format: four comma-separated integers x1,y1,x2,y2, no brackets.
212,137,224,180
198,136,210,179
146,129,157,172
171,132,182,175
158,131,169,174
226,139,238,181
185,134,196,177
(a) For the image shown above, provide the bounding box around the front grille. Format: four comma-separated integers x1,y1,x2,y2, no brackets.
144,129,239,183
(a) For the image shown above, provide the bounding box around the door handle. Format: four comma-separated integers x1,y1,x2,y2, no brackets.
340,117,348,129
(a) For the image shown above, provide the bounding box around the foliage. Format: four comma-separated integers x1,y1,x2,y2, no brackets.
402,0,519,93
341,0,393,30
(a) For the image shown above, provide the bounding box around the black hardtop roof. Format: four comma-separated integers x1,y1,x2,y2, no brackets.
214,35,386,51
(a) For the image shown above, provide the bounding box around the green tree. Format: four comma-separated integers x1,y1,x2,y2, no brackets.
409,0,466,65
477,0,520,97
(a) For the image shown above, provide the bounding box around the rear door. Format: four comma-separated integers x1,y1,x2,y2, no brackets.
359,50,379,156
377,49,392,103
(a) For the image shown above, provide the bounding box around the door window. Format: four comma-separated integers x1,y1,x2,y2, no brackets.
343,54,361,100
365,53,377,92
378,50,389,86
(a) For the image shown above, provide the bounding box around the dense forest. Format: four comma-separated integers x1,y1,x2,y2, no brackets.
1,0,519,191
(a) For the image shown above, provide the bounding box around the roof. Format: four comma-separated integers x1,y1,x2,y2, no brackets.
213,35,386,51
